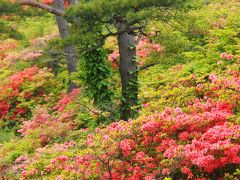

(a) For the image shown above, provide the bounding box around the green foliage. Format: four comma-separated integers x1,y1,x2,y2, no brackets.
0,0,47,16
67,0,190,22
79,47,114,106
18,15,56,47
63,19,114,110
138,0,240,116
0,69,11,82
42,38,66,73
0,21,23,40
139,63,196,115
0,0,51,41
0,137,40,164
0,129,15,143
0,0,22,15
65,0,193,47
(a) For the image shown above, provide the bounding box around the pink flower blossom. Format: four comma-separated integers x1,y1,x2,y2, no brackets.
108,36,162,68
220,52,227,58
179,132,189,141
181,166,193,178
226,54,233,60
56,175,63,180
135,151,145,161
85,134,94,146
102,134,109,142
120,139,132,157
15,155,28,164
162,168,170,175
142,121,162,134
209,74,218,83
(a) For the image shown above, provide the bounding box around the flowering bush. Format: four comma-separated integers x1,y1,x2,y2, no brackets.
4,49,43,62
21,50,43,61
18,99,239,179
18,89,80,144
0,49,239,179
0,66,57,122
14,66,240,179
53,88,80,112
0,41,17,61
1,0,240,178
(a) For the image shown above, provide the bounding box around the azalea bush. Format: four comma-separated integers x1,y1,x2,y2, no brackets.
0,66,59,124
0,0,240,179
5,53,238,179
18,89,80,141
17,101,240,179
0,89,80,175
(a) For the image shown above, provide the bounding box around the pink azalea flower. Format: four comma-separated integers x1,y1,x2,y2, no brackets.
220,52,227,59
217,60,223,65
162,168,170,175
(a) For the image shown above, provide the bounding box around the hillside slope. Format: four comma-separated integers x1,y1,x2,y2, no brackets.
0,0,239,179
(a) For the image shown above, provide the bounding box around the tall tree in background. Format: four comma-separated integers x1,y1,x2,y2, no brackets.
19,0,78,92
54,0,78,92
65,0,190,120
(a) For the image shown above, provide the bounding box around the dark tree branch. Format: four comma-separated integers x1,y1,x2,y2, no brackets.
139,63,158,71
82,25,145,54
48,50,78,57
18,0,64,16
102,25,145,39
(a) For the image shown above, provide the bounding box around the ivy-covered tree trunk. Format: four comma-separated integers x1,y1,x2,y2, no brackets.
117,23,138,120
54,0,78,92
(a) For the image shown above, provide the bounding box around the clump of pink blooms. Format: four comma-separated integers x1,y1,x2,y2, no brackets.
18,105,76,145
220,52,233,60
206,72,239,109
18,89,80,146
18,54,240,179
0,42,17,51
18,108,51,135
22,50,43,61
5,49,43,62
0,42,17,60
217,52,237,66
21,97,239,179
136,36,162,59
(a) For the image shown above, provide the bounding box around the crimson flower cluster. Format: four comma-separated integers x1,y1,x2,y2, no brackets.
0,66,52,120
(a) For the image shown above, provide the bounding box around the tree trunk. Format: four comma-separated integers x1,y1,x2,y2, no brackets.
117,23,138,120
54,0,78,92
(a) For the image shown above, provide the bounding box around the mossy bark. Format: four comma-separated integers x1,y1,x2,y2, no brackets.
117,22,138,120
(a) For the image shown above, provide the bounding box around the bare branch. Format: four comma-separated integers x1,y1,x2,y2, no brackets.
18,0,64,16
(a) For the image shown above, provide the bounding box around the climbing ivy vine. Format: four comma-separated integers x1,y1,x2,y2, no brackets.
80,46,114,106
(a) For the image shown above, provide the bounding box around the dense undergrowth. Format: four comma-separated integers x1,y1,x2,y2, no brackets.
0,0,240,179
